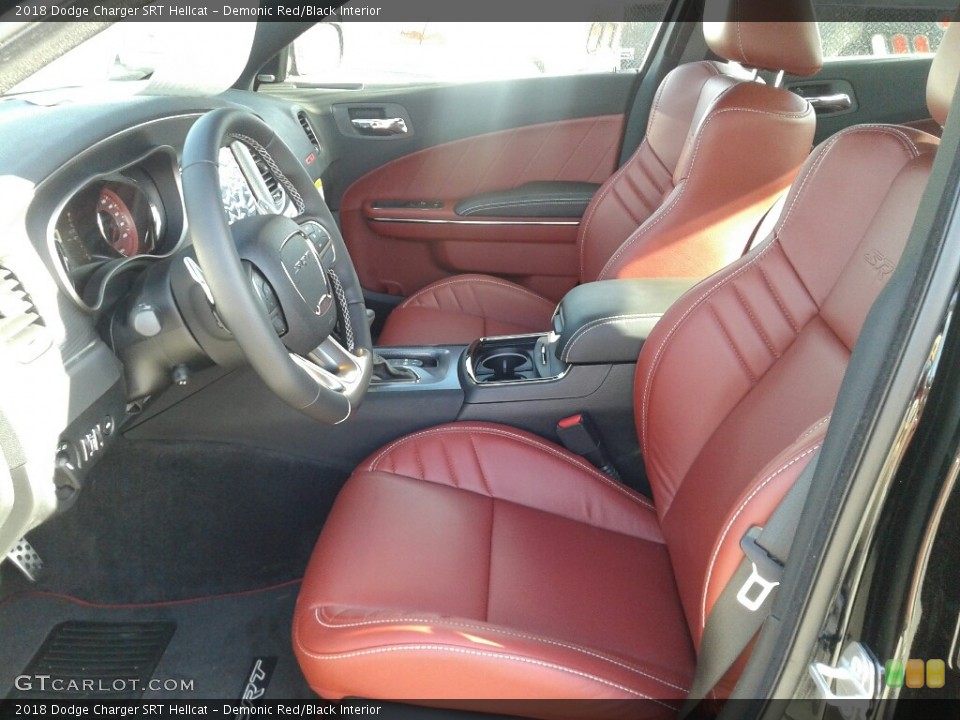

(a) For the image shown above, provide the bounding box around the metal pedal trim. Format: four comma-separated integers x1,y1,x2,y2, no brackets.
6,537,43,582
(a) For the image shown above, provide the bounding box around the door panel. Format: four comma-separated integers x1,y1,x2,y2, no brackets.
342,114,623,299
263,73,636,301
785,56,935,145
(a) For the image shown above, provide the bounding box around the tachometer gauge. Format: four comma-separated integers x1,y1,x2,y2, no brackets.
97,187,140,257
53,212,92,272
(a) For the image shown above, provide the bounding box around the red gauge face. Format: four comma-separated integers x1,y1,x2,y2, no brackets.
97,188,140,257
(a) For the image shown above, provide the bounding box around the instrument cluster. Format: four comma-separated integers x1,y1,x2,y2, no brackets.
50,140,295,310
52,154,178,309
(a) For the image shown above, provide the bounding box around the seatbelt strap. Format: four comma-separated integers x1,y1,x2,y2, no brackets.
680,450,821,716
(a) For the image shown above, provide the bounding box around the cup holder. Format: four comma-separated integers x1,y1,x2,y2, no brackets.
468,336,544,383
466,333,566,386
477,351,529,380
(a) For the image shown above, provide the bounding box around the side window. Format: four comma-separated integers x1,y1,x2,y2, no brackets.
814,6,953,59
289,19,666,85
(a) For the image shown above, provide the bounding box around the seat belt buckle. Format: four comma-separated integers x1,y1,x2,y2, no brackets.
736,526,784,612
556,413,621,480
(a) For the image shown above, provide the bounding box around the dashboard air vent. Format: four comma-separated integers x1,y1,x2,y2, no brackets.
0,266,50,363
251,152,285,207
297,111,321,153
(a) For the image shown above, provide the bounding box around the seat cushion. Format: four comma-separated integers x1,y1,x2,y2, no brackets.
377,274,556,346
294,423,695,706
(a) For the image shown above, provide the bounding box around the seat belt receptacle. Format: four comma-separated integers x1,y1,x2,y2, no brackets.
556,413,621,480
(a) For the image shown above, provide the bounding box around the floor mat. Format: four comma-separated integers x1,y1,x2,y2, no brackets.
0,582,312,700
8,621,175,699
2,439,347,604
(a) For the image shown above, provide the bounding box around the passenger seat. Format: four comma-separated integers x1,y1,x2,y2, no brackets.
378,0,822,346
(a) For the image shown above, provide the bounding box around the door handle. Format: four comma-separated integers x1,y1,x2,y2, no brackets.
806,93,853,112
351,117,409,136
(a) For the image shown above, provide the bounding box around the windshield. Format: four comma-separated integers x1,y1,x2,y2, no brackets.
3,21,256,97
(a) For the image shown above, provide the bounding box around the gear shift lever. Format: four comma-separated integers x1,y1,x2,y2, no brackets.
371,352,419,383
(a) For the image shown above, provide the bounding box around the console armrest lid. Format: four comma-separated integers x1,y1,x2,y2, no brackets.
554,279,699,364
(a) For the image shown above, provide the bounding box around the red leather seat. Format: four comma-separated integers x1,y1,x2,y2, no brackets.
377,2,822,346
294,18,959,713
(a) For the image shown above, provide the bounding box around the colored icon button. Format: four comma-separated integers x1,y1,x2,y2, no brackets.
885,659,905,688
906,659,925,688
927,659,945,689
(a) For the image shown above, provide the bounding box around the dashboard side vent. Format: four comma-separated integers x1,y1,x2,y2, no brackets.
251,152,284,207
0,266,50,363
297,111,321,153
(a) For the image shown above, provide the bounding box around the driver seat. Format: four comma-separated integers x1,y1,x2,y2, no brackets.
293,21,959,711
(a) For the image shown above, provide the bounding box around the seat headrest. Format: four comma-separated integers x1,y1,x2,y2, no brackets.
928,16,960,127
703,0,823,77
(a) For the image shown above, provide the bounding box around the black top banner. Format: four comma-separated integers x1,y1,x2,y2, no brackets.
0,0,957,23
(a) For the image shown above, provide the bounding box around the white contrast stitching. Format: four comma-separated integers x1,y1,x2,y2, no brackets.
777,125,917,236
293,641,677,707
366,424,656,512
736,16,749,66
579,147,639,279
699,443,822,630
578,64,725,279
846,124,921,158
597,182,686,282
314,608,689,693
597,104,812,282
798,415,831,441
561,313,663,360
400,276,552,311
638,124,852,457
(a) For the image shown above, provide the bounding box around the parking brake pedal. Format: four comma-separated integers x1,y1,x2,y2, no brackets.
6,538,43,582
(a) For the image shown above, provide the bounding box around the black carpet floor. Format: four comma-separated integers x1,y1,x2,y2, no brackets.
0,439,348,701
0,582,312,699
3,439,348,604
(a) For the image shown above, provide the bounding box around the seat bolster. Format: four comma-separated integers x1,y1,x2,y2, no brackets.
294,604,691,706
359,422,663,542
378,274,555,346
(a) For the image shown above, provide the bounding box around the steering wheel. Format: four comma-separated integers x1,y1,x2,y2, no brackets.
180,108,372,424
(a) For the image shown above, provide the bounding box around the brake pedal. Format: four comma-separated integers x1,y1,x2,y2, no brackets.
6,538,43,582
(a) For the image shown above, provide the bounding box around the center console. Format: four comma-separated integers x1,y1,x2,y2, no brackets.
372,278,699,485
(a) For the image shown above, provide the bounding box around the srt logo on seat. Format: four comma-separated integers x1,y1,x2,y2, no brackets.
863,249,895,280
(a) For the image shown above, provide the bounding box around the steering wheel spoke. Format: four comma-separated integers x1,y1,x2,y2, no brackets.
181,108,372,424
291,337,374,419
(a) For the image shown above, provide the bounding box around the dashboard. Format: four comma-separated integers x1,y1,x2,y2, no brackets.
0,90,332,552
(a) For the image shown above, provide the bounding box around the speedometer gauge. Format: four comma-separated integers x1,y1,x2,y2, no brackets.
97,187,140,257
